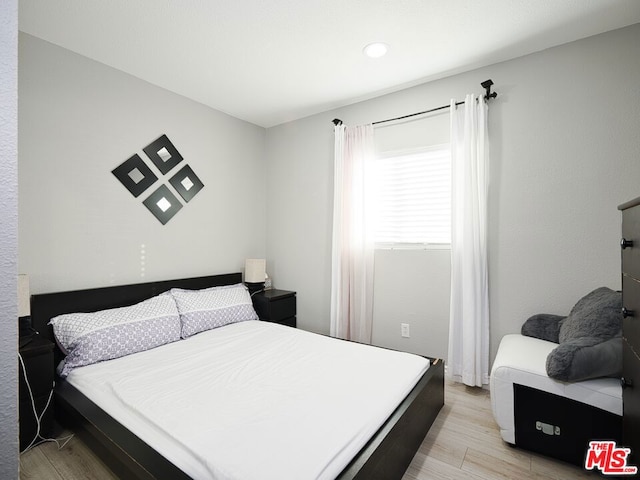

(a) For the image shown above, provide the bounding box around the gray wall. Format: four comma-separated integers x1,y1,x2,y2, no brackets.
0,1,18,478
265,24,640,365
19,33,267,295
372,249,450,358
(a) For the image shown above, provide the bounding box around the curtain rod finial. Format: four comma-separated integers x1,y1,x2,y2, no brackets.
332,118,343,126
480,79,497,100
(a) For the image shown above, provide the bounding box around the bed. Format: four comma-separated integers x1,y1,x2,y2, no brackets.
31,273,444,480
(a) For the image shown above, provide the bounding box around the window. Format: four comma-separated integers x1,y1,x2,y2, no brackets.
372,144,451,246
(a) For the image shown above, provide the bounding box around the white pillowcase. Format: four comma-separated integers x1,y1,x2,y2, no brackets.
50,293,181,377
171,283,258,338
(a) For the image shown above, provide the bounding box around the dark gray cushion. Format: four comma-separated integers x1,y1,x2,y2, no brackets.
558,287,622,343
545,287,622,382
546,337,622,382
521,314,566,343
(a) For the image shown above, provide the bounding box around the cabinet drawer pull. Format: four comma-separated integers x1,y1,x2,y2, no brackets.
621,238,634,250
622,307,635,318
621,377,634,389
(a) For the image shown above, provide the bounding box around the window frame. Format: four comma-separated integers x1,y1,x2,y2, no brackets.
372,144,451,250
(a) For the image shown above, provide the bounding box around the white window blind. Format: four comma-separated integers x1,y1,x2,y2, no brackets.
372,145,451,245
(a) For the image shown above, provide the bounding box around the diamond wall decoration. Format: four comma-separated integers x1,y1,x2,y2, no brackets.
169,165,204,203
112,134,204,225
112,154,158,198
142,185,183,225
143,134,183,175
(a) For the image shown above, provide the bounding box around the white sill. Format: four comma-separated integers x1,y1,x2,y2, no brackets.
375,243,451,251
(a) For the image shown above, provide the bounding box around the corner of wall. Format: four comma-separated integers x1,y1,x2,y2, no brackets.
0,0,19,477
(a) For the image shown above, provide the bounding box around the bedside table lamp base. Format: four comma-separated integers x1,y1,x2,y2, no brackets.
245,282,265,295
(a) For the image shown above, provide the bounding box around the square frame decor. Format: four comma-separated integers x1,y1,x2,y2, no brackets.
169,165,204,203
142,184,183,225
112,154,158,198
143,134,183,175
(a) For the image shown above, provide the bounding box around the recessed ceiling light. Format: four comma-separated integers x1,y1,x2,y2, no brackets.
363,42,389,58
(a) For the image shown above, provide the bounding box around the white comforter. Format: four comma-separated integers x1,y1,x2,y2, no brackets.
66,320,429,480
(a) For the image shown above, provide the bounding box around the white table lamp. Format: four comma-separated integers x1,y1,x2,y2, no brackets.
245,259,266,293
18,274,30,318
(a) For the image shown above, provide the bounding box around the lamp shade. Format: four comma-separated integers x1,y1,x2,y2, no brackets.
245,259,266,283
18,274,30,317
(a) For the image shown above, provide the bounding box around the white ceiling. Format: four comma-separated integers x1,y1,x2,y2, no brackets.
19,0,640,128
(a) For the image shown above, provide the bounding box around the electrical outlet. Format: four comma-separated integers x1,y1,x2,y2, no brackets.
401,323,410,338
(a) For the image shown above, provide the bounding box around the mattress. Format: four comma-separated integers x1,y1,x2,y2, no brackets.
65,320,429,480
490,334,622,444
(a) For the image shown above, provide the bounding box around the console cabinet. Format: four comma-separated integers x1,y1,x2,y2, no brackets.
19,336,55,450
252,289,296,327
620,197,640,463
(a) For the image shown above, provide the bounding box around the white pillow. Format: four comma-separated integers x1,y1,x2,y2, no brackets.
50,293,180,377
171,283,258,338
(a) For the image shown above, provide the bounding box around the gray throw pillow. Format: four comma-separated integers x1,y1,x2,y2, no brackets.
546,337,622,382
521,313,566,343
558,287,622,343
546,287,622,382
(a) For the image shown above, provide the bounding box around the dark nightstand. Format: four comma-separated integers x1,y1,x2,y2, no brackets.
252,289,296,327
19,335,55,450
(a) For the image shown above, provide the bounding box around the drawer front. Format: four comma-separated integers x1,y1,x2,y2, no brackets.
277,316,297,328
623,275,640,352
622,205,640,281
269,296,296,322
623,339,640,463
514,383,621,466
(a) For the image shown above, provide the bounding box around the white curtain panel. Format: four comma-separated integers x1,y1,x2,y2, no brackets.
447,94,490,386
330,124,375,343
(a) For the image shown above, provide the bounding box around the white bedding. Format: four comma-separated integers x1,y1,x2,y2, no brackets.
65,320,429,480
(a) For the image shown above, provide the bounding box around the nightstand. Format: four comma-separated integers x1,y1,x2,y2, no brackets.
19,336,55,450
252,289,296,327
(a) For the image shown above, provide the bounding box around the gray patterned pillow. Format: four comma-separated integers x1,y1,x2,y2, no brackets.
50,293,181,377
171,283,258,338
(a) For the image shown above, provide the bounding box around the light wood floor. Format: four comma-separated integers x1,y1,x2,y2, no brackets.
20,381,597,479
401,381,597,480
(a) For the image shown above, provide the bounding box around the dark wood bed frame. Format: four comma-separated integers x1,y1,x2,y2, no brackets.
31,273,444,480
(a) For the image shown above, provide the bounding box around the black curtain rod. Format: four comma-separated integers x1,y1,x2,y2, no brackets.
332,79,497,127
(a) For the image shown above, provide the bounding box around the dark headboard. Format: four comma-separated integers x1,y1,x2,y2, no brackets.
31,273,242,353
